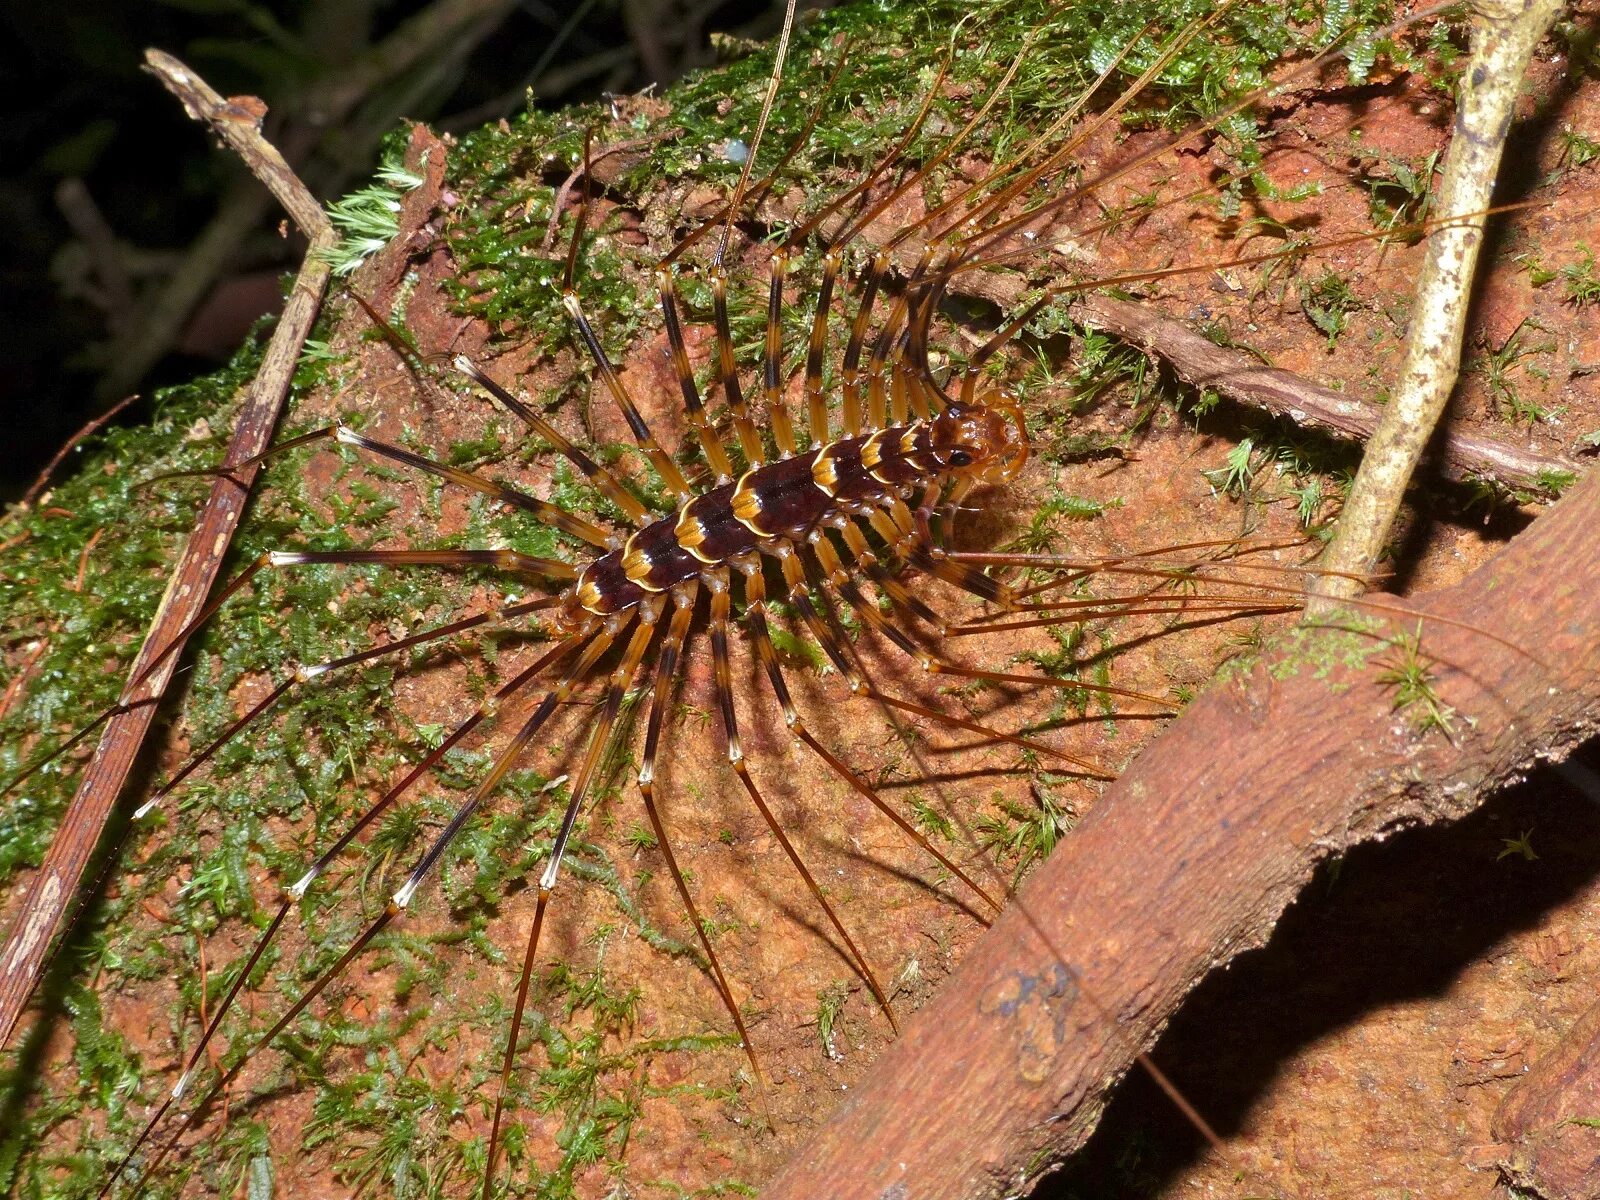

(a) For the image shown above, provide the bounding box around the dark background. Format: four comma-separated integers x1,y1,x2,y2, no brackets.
0,0,800,501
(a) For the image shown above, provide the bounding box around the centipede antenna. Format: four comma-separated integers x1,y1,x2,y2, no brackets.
713,0,798,268
948,3,1456,270
812,532,1173,712
927,8,1230,255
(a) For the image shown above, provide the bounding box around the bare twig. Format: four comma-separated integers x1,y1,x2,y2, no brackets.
93,0,521,406
1313,0,1568,603
1072,292,1580,493
0,56,336,1052
12,392,145,513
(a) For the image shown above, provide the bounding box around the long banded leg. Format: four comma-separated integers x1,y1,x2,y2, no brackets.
802,247,843,447
140,628,627,1192
708,566,898,1032
116,544,574,716
333,423,619,549
739,562,999,915
631,582,763,1084
656,266,735,481
134,596,556,819
105,631,591,1195
564,293,698,503
106,630,601,1196
839,249,893,437
812,532,1172,713
482,605,663,1195
774,545,1109,778
452,356,651,526
761,248,799,456
709,264,766,467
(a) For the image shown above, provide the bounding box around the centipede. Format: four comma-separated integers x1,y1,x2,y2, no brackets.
3,0,1597,1196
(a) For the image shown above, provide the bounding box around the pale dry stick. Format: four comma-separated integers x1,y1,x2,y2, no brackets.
0,54,336,1051
1312,0,1569,605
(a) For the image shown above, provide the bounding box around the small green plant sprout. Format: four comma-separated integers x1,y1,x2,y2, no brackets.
318,157,426,277
1557,125,1600,170
815,983,848,1060
976,781,1077,885
1375,623,1457,740
1498,828,1538,863
1364,148,1441,232
1475,319,1557,424
1516,250,1560,287
1203,436,1260,497
1561,246,1600,306
1298,268,1364,349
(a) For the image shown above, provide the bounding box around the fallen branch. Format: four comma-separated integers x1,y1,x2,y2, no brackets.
0,56,335,1051
1071,292,1579,494
762,461,1600,1198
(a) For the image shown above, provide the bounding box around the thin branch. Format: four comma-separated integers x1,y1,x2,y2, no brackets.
1313,0,1567,603
0,56,336,1052
1072,292,1579,493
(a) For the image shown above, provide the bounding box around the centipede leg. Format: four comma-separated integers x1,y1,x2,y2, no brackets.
708,567,899,1033
483,610,661,1195
739,563,1000,916
118,626,619,1194
634,583,766,1087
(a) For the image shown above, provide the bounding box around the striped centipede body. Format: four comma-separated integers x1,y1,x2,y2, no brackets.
3,1,1594,1197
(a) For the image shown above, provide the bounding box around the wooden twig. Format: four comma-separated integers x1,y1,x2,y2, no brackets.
1314,0,1568,601
0,56,335,1052
761,445,1600,1200
1071,292,1580,493
12,392,145,513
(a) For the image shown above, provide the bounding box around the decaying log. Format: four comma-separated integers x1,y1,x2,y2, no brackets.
1494,995,1600,1200
762,465,1600,1198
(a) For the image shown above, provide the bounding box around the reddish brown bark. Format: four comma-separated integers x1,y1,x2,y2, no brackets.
1494,996,1600,1199
762,466,1600,1198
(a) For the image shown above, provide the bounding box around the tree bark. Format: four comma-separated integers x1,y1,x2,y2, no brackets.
763,461,1600,1199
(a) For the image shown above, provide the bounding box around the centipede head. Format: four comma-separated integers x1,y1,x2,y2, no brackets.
928,390,1029,483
